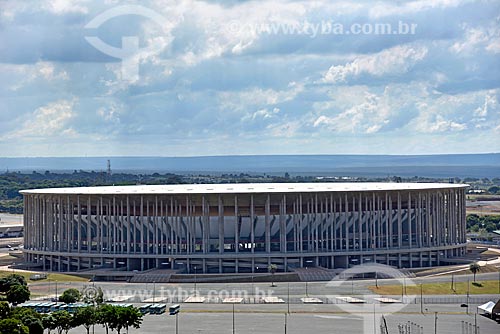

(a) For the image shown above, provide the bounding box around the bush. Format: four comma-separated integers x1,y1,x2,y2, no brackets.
0,318,28,334
6,284,30,305
59,288,81,304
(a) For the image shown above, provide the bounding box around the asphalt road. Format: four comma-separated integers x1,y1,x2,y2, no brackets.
55,303,500,334
26,274,500,333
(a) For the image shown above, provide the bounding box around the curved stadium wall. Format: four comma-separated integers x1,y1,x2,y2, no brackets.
21,183,467,273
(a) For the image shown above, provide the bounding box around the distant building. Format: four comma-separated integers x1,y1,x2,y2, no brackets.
21,183,467,273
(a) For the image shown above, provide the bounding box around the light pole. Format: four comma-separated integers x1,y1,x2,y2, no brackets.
194,266,197,296
284,313,288,334
255,266,259,303
152,281,156,303
305,260,313,297
420,284,423,313
287,282,290,314
251,273,254,303
434,312,438,334
466,279,470,314
232,303,235,334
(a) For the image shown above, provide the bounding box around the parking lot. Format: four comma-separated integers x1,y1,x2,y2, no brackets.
59,302,500,334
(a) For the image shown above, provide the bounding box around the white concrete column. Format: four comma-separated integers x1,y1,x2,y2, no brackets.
397,192,402,248
408,192,412,248
344,194,349,250
218,195,224,254
265,195,271,253
234,195,239,253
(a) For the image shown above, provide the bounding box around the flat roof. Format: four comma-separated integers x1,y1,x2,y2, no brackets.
20,182,468,195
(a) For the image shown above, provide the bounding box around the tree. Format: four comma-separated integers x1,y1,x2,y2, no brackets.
488,186,500,194
120,306,143,334
0,274,27,293
268,264,278,287
0,301,10,318
97,304,117,334
82,286,104,305
469,262,481,282
59,288,81,304
51,310,73,334
19,316,43,334
10,307,43,334
6,284,30,305
0,318,29,334
73,306,98,334
42,314,57,334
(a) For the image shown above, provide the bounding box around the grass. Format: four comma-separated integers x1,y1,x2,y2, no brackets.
415,264,499,277
0,270,89,283
369,280,500,295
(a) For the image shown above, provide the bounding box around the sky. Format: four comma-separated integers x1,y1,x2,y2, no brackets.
0,0,499,157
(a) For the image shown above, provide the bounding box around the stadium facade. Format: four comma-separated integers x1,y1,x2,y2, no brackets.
21,183,467,273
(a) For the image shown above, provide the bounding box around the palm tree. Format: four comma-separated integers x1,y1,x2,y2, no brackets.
469,262,480,282
268,264,278,287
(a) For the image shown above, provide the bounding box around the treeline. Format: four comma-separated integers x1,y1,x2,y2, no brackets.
0,274,142,334
1,170,499,214
466,214,500,233
0,171,186,214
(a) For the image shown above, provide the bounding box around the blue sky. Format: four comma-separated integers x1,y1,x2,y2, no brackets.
0,0,499,157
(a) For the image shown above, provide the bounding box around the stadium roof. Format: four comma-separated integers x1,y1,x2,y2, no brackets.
20,182,468,195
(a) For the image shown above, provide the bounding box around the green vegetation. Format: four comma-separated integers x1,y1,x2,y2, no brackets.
0,274,30,305
0,271,88,283
469,262,481,282
58,288,81,304
96,304,143,334
2,171,499,214
0,275,144,334
369,279,500,295
466,214,500,232
268,264,278,287
73,306,98,334
0,170,185,214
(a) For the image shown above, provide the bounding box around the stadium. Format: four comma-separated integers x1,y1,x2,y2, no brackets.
21,183,467,274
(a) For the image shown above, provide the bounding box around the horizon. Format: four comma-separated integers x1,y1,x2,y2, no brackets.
1,152,500,159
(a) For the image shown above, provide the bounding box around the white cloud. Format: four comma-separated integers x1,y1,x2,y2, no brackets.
313,91,389,133
245,107,280,121
36,62,69,81
6,99,77,139
451,22,500,55
267,120,302,138
474,93,497,117
411,89,500,133
369,0,472,18
97,101,124,123
422,114,467,132
321,44,428,83
45,0,89,15
219,84,304,113
0,0,499,156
